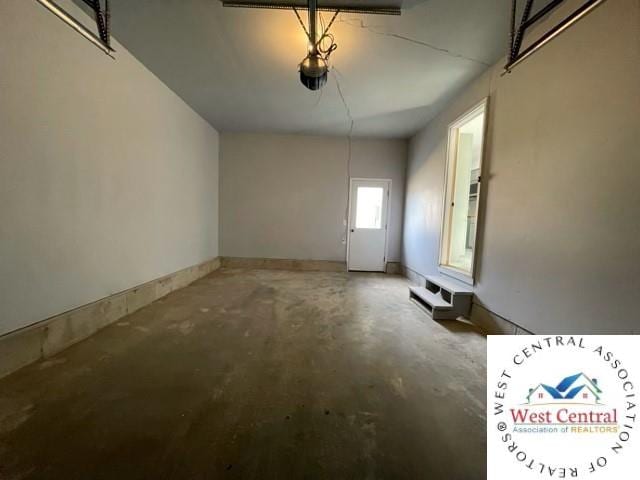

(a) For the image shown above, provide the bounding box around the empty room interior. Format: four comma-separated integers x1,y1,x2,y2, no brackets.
1,0,638,478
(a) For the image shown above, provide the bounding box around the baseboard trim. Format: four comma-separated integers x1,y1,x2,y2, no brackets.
470,302,533,335
400,264,533,335
221,257,403,275
385,262,403,275
401,264,428,286
221,257,346,272
0,257,221,379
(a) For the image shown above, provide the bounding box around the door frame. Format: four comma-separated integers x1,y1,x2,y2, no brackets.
437,97,489,285
346,177,392,272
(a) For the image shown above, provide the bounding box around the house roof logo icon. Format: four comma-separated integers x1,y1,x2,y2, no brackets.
526,372,602,405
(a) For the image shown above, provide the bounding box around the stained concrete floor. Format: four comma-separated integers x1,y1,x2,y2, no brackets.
0,269,487,479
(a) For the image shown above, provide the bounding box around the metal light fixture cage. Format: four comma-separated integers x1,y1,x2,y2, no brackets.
222,0,402,90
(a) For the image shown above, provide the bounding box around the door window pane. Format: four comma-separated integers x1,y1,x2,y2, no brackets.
355,187,383,229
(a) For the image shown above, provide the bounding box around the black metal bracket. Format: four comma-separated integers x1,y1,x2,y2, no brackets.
36,0,114,55
80,0,111,48
222,1,400,16
505,0,607,73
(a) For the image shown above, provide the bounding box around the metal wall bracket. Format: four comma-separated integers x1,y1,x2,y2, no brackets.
36,0,114,56
221,0,401,15
504,0,607,73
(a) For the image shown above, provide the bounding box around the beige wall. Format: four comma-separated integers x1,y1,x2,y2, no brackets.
220,133,407,262
402,0,640,333
0,0,220,336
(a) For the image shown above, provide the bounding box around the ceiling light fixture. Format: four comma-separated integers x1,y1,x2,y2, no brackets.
294,0,338,90
221,0,401,90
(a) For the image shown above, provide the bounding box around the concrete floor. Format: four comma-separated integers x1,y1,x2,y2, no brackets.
0,269,487,479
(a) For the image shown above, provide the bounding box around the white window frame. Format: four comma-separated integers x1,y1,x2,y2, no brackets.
438,98,489,286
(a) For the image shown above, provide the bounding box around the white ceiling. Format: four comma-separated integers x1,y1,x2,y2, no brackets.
86,0,509,138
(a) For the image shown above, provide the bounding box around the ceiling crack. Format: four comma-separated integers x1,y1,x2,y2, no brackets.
337,17,491,67
332,66,355,138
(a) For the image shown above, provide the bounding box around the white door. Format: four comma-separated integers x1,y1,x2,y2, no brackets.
347,179,390,272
